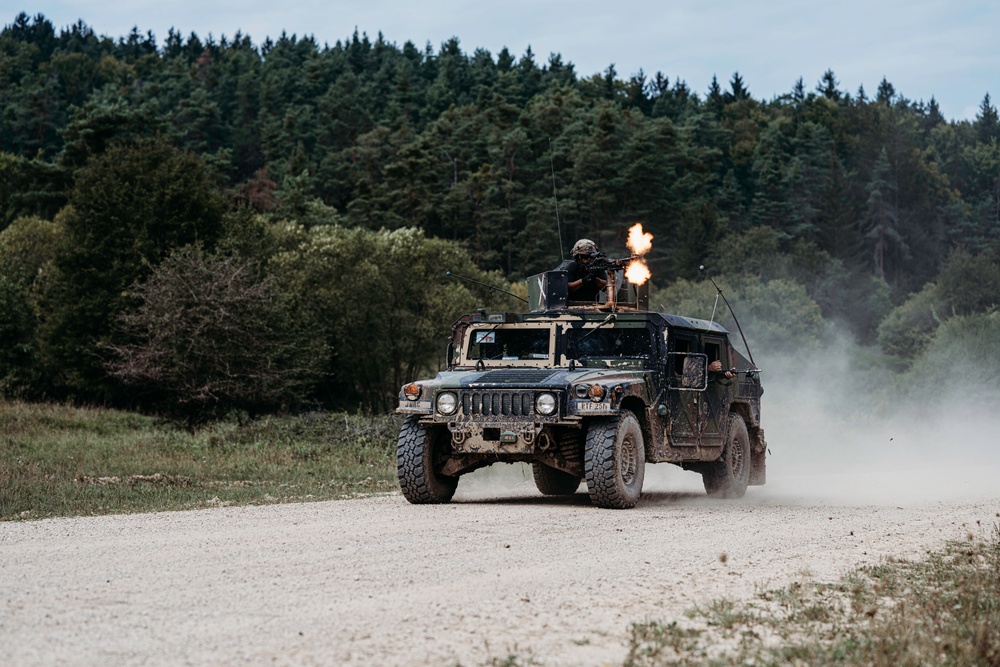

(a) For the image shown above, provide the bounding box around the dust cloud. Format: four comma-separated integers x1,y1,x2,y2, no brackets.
728,331,1000,507
456,332,1000,507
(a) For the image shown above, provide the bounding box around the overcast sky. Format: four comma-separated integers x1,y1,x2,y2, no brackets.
20,1,998,121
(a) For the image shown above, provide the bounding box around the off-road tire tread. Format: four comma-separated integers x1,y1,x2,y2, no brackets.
531,463,581,495
703,412,750,499
584,410,645,509
396,415,457,504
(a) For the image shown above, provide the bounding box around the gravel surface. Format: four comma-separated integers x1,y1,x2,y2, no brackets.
2,457,998,667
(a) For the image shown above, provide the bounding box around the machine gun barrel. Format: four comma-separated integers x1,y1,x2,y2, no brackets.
721,368,763,377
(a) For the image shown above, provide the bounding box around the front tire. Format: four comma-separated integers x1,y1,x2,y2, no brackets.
532,463,581,496
702,413,750,499
397,415,458,504
584,410,645,509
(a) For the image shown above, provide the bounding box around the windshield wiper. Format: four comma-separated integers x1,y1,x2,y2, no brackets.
567,313,617,368
577,313,617,342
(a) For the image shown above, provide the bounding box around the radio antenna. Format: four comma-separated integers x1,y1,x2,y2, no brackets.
549,137,564,262
445,271,528,304
699,265,756,367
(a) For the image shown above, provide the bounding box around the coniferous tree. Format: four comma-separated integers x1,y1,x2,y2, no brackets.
876,78,896,105
922,97,945,133
706,75,724,117
792,77,805,103
727,72,750,102
861,147,904,281
817,69,841,101
975,93,999,144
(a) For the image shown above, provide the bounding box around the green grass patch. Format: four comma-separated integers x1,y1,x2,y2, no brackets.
1,400,400,520
624,524,1000,667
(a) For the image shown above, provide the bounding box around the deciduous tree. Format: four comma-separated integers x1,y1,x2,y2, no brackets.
107,247,326,423
41,137,225,398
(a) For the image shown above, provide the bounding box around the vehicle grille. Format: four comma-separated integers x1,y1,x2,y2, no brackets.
460,390,535,417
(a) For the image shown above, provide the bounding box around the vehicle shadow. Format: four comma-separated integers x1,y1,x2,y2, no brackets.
454,492,592,506
452,490,708,506
639,490,713,505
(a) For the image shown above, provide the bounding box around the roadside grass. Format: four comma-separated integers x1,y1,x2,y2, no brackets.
624,523,1000,667
1,400,400,521
475,526,1000,667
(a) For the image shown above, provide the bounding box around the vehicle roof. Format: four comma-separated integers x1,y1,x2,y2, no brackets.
514,309,730,334
659,313,730,334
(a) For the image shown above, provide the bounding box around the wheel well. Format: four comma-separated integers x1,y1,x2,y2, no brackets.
729,401,763,451
620,396,651,454
729,401,751,427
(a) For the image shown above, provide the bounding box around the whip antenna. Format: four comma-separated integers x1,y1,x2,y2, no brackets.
549,137,564,262
699,265,756,367
708,292,721,330
445,271,527,304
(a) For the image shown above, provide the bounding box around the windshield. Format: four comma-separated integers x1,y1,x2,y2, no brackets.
465,326,551,362
565,327,653,360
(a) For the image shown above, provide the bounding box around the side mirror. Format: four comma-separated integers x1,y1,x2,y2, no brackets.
446,342,455,367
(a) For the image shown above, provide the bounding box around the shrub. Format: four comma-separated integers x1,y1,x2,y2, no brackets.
876,283,941,363
903,310,1000,402
106,247,327,424
936,247,1000,316
0,215,65,285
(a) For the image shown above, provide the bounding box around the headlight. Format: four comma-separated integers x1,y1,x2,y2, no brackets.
436,392,458,415
536,392,557,415
403,383,421,401
574,384,589,399
588,384,606,402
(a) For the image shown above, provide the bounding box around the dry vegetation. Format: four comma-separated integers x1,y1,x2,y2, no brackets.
623,524,1000,667
0,400,399,520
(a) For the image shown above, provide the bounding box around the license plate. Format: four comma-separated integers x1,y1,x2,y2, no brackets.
576,402,613,412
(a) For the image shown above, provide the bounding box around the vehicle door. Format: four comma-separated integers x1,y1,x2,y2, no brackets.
666,332,710,446
700,336,730,445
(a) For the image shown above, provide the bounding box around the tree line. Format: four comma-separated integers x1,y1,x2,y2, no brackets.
1,12,998,420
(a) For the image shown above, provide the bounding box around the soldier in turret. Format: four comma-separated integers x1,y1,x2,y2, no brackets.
558,239,608,301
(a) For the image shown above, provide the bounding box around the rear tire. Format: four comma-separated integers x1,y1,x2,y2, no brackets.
584,410,645,509
703,413,750,499
397,415,458,504
531,463,581,495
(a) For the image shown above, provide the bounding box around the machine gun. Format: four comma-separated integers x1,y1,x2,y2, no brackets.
584,251,639,273
579,252,641,311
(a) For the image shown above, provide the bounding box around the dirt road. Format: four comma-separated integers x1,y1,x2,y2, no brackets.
2,457,998,667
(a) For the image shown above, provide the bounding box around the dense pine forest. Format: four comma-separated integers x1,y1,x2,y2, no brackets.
1,12,998,421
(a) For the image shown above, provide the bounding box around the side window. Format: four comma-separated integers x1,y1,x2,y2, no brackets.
671,336,694,377
704,340,725,366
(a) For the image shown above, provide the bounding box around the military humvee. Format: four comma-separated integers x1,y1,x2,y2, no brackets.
396,270,766,509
